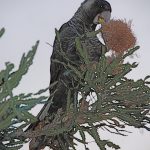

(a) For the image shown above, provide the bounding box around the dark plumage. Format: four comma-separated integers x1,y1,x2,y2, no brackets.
28,0,112,149
48,0,111,116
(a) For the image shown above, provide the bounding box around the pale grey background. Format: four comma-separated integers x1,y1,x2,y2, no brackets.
0,0,150,149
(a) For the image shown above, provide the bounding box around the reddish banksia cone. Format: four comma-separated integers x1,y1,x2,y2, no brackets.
101,19,136,53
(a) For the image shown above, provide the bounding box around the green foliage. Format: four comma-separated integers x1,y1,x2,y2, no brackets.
0,28,5,38
41,29,150,150
0,29,48,149
0,25,150,150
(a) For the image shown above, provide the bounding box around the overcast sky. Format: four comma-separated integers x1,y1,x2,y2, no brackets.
0,0,150,150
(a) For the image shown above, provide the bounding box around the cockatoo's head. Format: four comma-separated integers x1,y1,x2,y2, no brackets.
82,0,112,25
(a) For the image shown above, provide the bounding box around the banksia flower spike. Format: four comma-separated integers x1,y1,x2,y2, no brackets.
101,19,136,54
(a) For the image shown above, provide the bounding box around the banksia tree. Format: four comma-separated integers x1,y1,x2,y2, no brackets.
0,17,150,150
27,20,150,150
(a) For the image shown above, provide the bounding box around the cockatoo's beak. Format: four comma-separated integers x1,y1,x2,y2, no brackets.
100,11,111,23
93,11,111,24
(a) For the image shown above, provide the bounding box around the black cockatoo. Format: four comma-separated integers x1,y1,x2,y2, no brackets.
28,0,112,149
40,0,111,120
